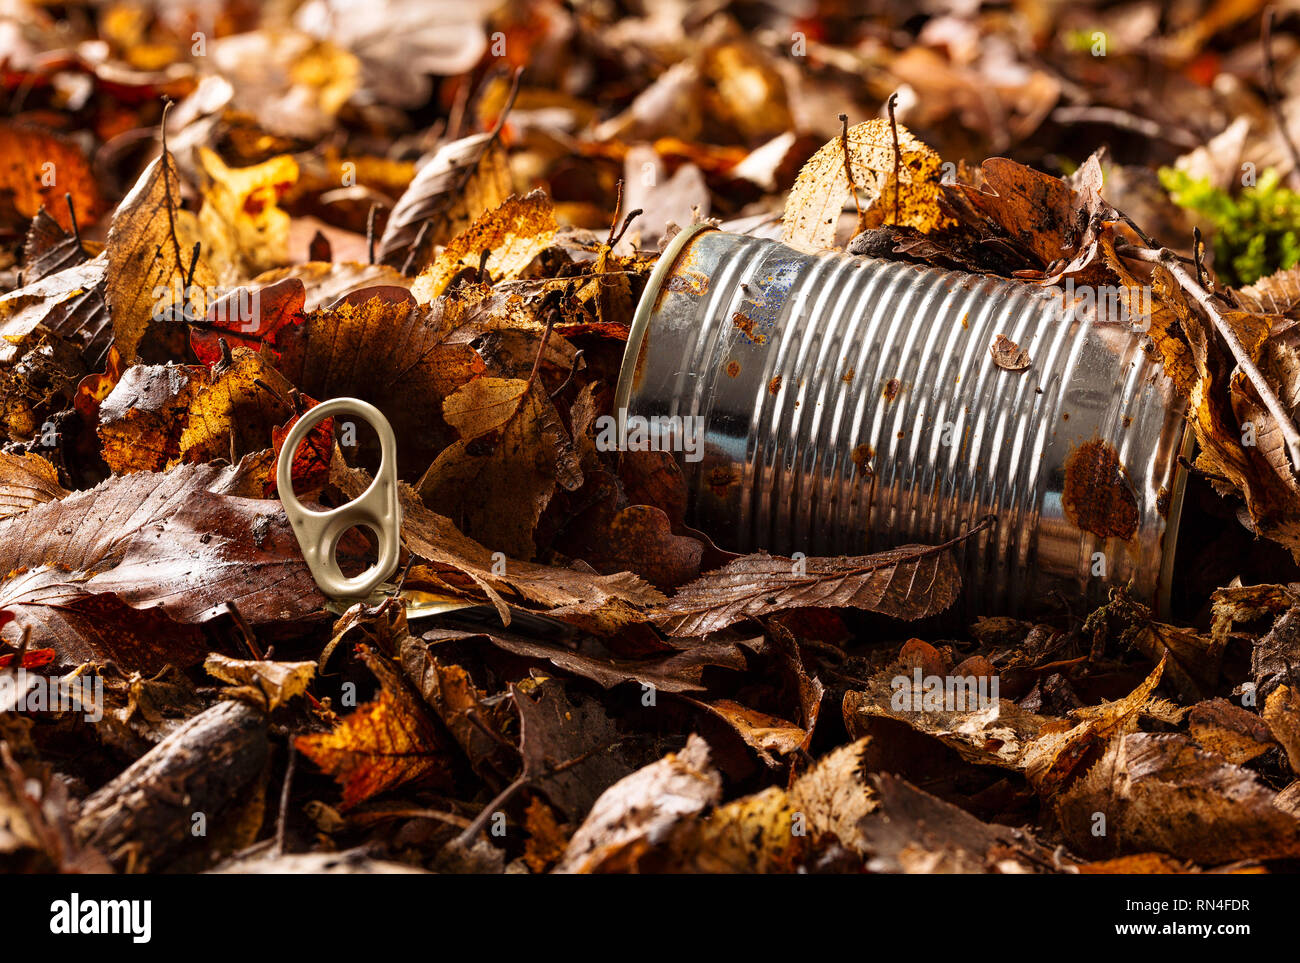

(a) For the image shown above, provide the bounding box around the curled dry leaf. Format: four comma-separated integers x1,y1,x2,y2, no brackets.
0,452,68,520
782,118,951,252
1056,732,1300,864
989,333,1030,370
555,733,721,873
377,131,512,270
105,151,217,363
411,190,558,302
204,653,316,712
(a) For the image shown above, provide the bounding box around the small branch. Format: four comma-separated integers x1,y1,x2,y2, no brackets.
366,203,378,265
1262,7,1300,191
1192,227,1209,288
400,220,432,276
838,113,861,219
274,745,296,858
1126,245,1300,473
886,93,901,226
549,348,584,399
605,178,624,248
64,192,82,249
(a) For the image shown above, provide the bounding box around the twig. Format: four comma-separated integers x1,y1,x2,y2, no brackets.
400,221,432,276
1192,227,1209,288
274,745,296,858
64,193,82,250
886,93,901,226
549,348,584,399
1125,245,1300,473
1262,7,1300,191
366,203,378,265
1049,106,1199,149
839,113,861,219
525,296,562,391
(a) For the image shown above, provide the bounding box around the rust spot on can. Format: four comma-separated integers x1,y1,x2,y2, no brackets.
883,377,901,402
851,443,874,478
768,375,782,395
731,311,767,345
707,464,738,497
842,367,855,383
725,360,741,378
666,270,709,297
1062,438,1139,540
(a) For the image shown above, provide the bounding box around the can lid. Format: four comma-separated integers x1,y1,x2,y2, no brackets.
615,222,718,415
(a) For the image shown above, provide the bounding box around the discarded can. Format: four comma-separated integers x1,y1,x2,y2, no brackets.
615,224,1193,616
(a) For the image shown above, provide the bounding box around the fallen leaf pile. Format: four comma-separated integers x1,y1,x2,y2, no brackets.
2,0,1300,877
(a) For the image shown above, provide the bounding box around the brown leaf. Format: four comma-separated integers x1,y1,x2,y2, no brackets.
989,333,1030,371
514,677,636,822
23,208,91,283
0,452,67,520
377,131,511,270
276,296,484,478
418,379,579,557
0,464,323,669
399,636,514,783
204,654,315,712
296,654,450,810
1187,699,1275,765
1056,732,1300,864
782,119,950,251
411,190,557,301
1264,685,1300,776
555,733,721,873
105,151,216,362
0,123,102,232
648,535,972,637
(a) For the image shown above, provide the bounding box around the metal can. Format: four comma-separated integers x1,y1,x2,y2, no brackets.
615,224,1192,616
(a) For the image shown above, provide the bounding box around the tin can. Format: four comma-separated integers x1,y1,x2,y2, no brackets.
615,225,1192,616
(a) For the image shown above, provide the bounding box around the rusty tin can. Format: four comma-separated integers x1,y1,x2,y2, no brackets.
615,225,1193,616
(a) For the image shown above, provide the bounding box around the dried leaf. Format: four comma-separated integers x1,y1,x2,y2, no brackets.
297,658,449,809
105,151,216,362
0,452,67,519
411,191,557,302
0,123,102,232
649,539,967,636
782,119,950,251
377,132,511,270
204,653,316,712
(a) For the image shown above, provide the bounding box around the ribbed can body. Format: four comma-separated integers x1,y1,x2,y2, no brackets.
616,227,1190,616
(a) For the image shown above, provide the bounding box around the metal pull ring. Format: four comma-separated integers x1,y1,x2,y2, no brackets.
276,397,402,599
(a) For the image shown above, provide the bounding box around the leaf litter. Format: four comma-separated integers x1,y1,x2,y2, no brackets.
2,0,1300,877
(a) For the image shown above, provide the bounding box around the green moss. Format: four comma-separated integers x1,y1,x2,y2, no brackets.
1159,166,1300,286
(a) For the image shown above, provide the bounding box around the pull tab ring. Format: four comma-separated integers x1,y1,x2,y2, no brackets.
276,398,401,599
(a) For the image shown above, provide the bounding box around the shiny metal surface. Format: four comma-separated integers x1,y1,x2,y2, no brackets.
616,226,1190,616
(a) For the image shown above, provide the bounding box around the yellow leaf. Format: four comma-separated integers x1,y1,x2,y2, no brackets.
198,147,299,282
782,119,951,251
411,191,557,302
105,152,215,362
296,689,446,809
